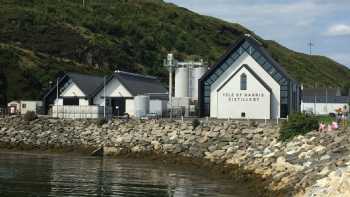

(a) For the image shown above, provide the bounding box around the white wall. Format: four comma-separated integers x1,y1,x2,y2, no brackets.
20,101,42,114
302,102,349,115
126,99,134,116
150,100,168,116
216,66,271,119
210,52,280,119
94,78,132,106
54,82,87,106
61,82,85,97
79,98,89,106
54,98,63,106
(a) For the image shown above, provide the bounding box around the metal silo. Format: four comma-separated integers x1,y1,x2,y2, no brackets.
175,67,189,98
191,66,207,99
134,95,150,118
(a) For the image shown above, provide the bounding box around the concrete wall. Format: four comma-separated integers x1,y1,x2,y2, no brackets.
210,52,280,119
216,66,271,119
301,102,349,115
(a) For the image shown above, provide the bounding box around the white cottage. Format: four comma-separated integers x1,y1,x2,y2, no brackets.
199,34,300,119
43,71,168,118
93,71,168,116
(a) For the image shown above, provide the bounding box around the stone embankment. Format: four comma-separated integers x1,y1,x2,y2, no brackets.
0,117,350,196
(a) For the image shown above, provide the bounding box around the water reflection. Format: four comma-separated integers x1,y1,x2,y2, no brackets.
0,152,255,197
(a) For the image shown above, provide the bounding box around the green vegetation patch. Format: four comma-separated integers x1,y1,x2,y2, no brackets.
0,0,349,102
279,113,319,142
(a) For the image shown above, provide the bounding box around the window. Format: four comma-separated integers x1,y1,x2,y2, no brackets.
240,73,247,90
22,104,26,109
241,112,246,118
63,98,79,105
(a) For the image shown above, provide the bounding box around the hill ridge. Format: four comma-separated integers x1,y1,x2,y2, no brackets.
0,0,349,104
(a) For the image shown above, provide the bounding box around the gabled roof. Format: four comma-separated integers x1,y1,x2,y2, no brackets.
217,64,272,93
115,71,168,96
93,71,168,97
42,72,104,100
199,34,295,85
66,73,104,98
302,88,341,97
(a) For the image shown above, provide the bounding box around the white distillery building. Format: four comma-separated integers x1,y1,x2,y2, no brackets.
199,35,301,119
301,88,350,115
43,71,168,119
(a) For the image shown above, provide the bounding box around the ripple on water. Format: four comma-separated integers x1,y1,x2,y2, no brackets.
0,152,257,197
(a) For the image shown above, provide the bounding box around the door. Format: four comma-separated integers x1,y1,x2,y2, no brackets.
111,98,126,116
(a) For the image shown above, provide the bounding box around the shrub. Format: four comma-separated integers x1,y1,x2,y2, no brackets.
23,111,37,121
96,118,107,127
279,113,319,142
192,119,201,130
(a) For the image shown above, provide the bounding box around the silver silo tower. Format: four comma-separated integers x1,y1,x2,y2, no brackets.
175,67,189,98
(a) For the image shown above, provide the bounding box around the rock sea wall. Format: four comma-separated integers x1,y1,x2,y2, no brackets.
0,117,349,196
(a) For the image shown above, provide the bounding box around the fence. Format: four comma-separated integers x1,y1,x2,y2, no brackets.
52,105,112,119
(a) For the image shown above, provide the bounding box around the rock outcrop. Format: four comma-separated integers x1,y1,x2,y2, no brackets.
0,116,349,196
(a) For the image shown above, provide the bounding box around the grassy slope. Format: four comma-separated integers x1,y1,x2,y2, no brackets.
0,0,349,103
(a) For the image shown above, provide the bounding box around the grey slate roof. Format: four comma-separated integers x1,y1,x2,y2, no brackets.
302,88,341,97
66,73,104,98
113,71,168,96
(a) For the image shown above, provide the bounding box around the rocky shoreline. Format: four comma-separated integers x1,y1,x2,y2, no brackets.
0,117,349,196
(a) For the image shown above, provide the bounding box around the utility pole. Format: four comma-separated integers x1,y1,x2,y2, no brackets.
83,0,85,7
165,54,175,120
308,41,314,55
104,76,106,119
56,78,59,118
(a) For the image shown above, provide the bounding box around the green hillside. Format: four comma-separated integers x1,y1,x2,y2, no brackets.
0,0,349,105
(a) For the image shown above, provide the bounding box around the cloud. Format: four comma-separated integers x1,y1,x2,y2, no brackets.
325,24,350,36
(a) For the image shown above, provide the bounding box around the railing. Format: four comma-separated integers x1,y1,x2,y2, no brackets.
52,105,112,119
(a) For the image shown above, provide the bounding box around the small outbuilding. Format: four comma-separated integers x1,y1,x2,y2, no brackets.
7,100,43,115
301,88,350,115
7,101,20,114
94,71,168,117
20,101,43,115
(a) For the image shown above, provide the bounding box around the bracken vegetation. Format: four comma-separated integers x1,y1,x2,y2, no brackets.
0,0,349,104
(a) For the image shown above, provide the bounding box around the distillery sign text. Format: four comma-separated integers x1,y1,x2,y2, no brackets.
222,92,265,102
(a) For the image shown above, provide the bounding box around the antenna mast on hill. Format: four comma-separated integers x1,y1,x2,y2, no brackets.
308,40,314,55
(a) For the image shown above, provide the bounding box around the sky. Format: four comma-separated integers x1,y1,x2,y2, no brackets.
165,0,350,68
